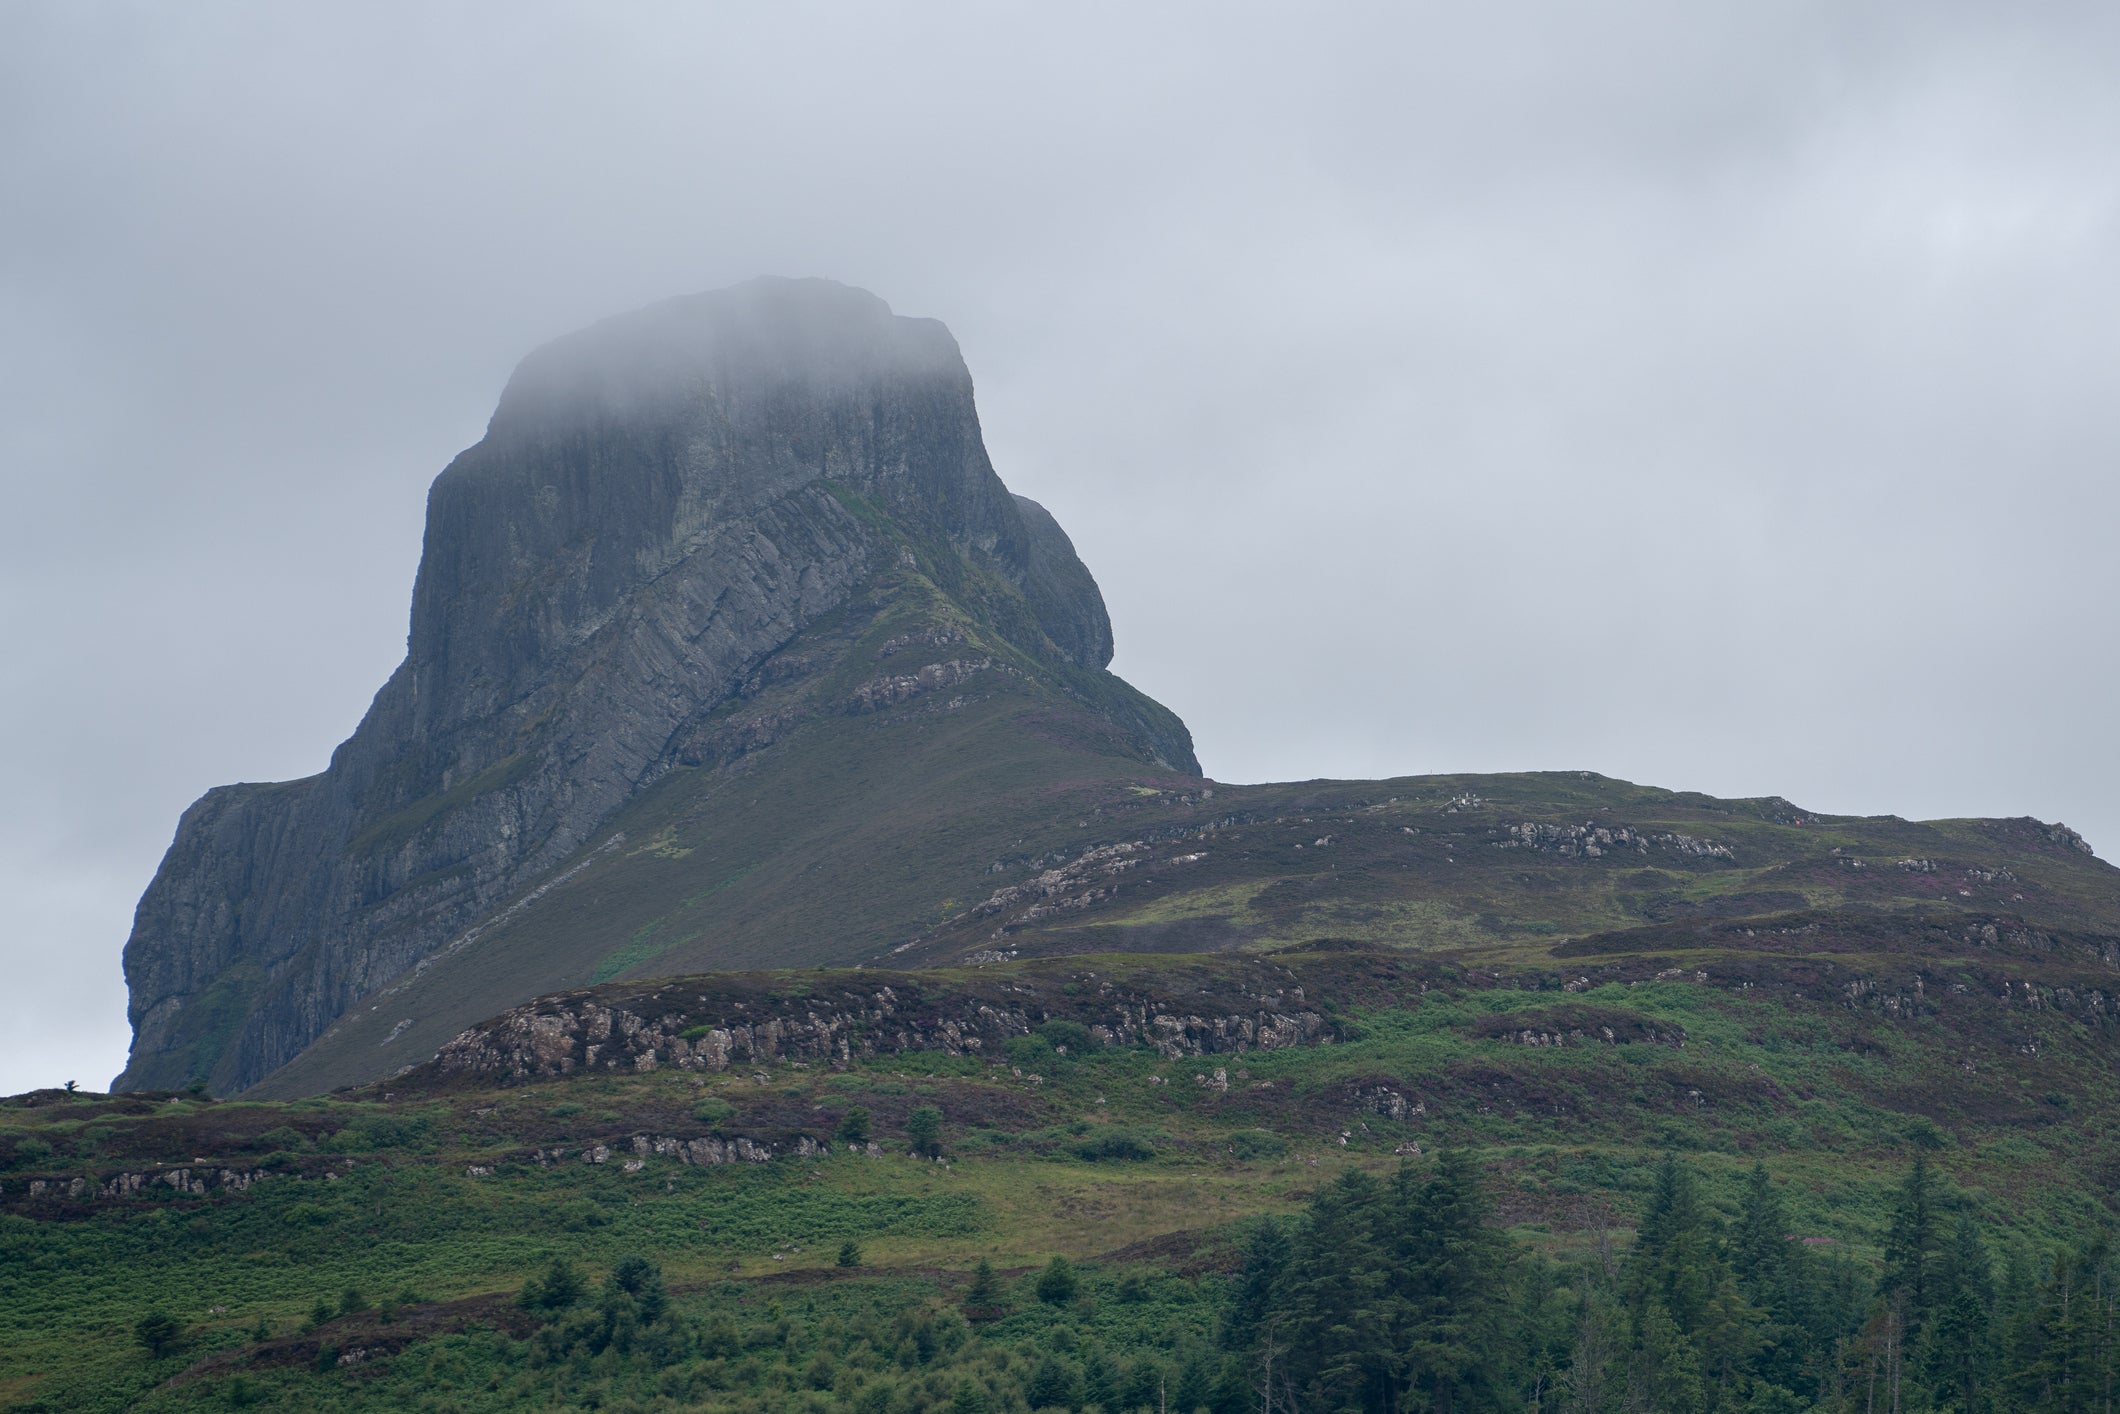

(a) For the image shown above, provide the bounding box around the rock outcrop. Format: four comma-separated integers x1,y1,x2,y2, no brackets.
118,279,1197,1095
426,976,1330,1087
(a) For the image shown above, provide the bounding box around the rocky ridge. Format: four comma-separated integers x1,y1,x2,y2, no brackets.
427,976,1331,1086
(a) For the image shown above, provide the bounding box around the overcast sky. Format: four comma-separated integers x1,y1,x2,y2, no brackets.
4,3,2116,1095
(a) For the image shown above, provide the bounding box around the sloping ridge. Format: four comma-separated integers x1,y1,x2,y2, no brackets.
118,278,1198,1096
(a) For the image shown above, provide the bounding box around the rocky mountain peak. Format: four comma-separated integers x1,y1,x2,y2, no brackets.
117,280,1192,1096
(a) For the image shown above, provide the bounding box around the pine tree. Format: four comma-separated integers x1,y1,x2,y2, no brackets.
836,1105,871,1144
2011,1243,2117,1414
1629,1154,1725,1335
1082,1345,1120,1410
1631,1298,1707,1414
603,1254,667,1324
906,1104,943,1157
133,1312,181,1359
519,1255,584,1312
1623,1153,1760,1408
1394,1150,1509,1414
965,1256,1001,1307
1882,1156,1942,1335
1035,1255,1079,1306
1732,1163,1789,1314
1223,1214,1291,1351
1283,1166,1391,1412
1026,1354,1082,1409
1922,1212,1994,1412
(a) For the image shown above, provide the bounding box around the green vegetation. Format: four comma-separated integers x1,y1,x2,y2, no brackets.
906,1105,943,1159
17,874,2120,1409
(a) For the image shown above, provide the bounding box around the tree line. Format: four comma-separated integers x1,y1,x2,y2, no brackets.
1218,1151,2118,1414
155,1150,2120,1412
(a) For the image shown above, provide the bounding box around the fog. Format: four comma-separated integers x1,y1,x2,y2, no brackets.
3,4,2116,1094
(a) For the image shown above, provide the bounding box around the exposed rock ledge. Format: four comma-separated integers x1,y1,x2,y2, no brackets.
429,983,1331,1085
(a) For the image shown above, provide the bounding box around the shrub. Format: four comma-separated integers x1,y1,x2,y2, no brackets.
1003,1034,1054,1071
693,1097,735,1126
339,1286,369,1316
836,1106,872,1144
326,1113,434,1153
698,1314,740,1358
8,1137,54,1169
838,1240,863,1267
1228,1129,1289,1161
1038,1019,1094,1055
1072,1128,1155,1162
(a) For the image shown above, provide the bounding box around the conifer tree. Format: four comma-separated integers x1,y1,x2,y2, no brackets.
1882,1156,1942,1334
1035,1255,1079,1306
2010,1242,2117,1414
1629,1154,1730,1336
1394,1149,1509,1414
965,1256,1001,1307
1915,1210,1994,1411
1223,1215,1291,1351
1623,1153,1760,1408
1631,1298,1707,1414
1732,1163,1789,1313
1283,1166,1391,1411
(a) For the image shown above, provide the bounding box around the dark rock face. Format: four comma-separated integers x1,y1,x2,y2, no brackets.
1010,493,1114,669
117,278,1194,1094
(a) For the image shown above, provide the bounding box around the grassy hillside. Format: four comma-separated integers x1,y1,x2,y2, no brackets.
11,922,2120,1410
267,720,2119,1100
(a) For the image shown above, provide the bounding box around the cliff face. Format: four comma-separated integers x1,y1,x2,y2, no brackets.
118,279,1196,1095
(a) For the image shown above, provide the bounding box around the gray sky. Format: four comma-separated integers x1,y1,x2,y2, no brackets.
4,3,2116,1095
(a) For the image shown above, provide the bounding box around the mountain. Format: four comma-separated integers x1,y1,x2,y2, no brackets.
116,279,2120,1103
117,278,1195,1096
